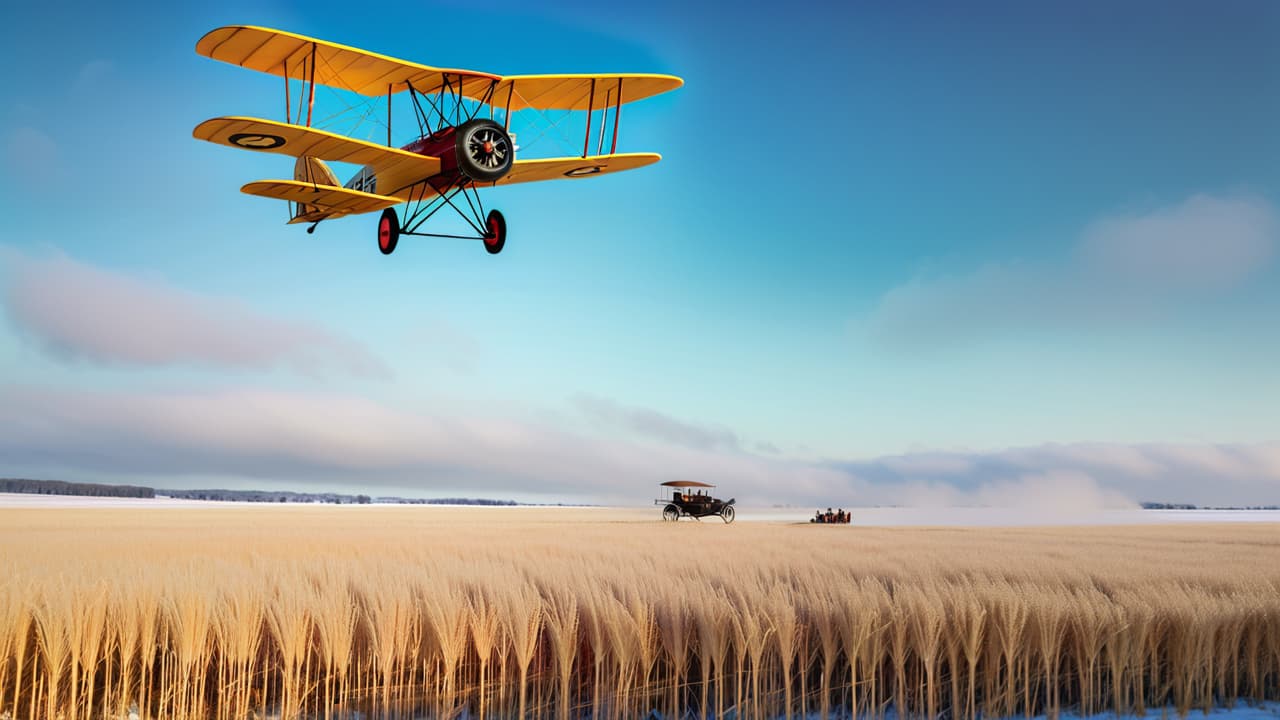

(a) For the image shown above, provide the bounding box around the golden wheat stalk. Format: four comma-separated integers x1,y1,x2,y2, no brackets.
3,510,1280,720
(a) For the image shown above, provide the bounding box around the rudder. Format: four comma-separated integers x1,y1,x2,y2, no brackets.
292,156,340,220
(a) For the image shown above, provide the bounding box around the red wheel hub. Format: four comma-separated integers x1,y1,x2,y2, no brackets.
378,217,391,251
485,217,501,247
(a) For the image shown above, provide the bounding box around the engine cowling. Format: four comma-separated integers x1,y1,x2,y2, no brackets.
400,119,515,184
454,119,513,182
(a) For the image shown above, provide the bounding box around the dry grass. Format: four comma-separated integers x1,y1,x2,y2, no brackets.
0,506,1278,719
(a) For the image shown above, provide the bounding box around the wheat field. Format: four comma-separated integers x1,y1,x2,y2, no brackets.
0,506,1278,720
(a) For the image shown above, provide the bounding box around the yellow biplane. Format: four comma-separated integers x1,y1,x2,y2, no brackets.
193,26,682,255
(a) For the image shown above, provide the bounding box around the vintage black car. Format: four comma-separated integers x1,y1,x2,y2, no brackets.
655,480,736,523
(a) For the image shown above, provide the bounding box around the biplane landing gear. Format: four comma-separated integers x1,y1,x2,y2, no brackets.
483,209,506,255
378,208,400,255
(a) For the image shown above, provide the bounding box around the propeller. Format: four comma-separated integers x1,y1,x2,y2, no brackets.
467,126,510,170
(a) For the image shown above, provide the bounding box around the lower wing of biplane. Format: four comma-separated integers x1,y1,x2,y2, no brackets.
193,25,681,257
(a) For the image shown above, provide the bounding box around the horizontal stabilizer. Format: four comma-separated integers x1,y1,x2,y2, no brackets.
195,117,440,181
241,180,399,223
493,153,661,186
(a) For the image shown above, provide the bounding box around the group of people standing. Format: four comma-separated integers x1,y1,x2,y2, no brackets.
811,507,850,524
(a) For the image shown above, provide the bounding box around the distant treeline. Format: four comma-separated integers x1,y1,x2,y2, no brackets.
160,489,518,506
375,497,520,506
161,489,372,504
1142,501,1280,510
0,479,519,505
0,478,155,498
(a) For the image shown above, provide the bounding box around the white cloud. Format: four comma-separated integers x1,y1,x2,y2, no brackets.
1,383,1274,508
573,393,742,451
879,452,976,476
1,251,388,378
1078,194,1277,290
971,471,1133,510
837,441,1280,507
864,193,1278,348
0,385,853,504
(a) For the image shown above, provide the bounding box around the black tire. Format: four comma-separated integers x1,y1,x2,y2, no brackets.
662,505,680,522
455,119,514,182
377,208,400,255
483,209,506,255
721,505,736,524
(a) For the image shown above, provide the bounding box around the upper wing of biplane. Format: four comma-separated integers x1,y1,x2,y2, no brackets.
197,26,683,110
196,25,500,97
492,153,662,186
193,116,439,191
489,75,683,112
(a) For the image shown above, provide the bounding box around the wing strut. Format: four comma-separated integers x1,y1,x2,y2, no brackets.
284,61,291,123
611,78,623,155
597,88,610,155
306,42,316,127
582,78,596,158
503,83,514,130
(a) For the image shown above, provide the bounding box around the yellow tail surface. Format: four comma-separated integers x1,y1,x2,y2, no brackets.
292,156,341,220
240,176,399,225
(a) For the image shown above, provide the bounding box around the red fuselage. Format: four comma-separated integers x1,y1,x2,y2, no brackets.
403,128,462,182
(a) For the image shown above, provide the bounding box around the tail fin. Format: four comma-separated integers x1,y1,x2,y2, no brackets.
292,156,341,221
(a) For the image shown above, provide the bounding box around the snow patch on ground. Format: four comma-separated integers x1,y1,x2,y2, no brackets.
784,703,1280,720
743,507,1280,526
0,492,226,508
2,493,1279,527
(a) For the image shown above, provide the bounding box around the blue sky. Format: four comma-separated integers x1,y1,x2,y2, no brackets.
1,1,1277,505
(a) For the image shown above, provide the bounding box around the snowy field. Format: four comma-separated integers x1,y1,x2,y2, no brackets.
747,506,1280,525
893,705,1280,720
712,705,1280,720
3,492,1280,526
0,492,238,508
